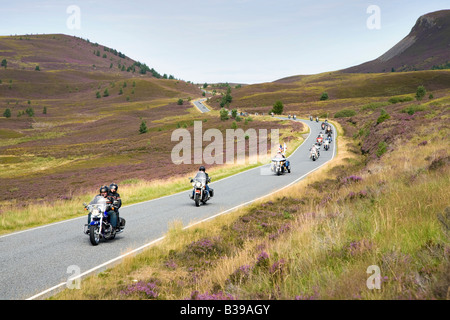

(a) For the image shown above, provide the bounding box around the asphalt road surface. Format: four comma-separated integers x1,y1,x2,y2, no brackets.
192,98,210,113
0,118,336,300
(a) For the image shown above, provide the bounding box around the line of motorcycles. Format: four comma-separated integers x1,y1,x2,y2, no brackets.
309,118,333,161
83,116,332,245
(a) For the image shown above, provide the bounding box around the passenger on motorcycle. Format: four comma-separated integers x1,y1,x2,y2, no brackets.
310,144,319,158
87,186,117,229
109,183,121,230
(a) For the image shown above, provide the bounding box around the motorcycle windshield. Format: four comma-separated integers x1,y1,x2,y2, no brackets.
193,172,207,185
88,195,107,212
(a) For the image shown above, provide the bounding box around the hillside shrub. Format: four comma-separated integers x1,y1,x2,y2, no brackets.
220,87,233,107
400,105,427,115
25,107,34,117
271,101,284,115
388,96,413,104
320,92,329,101
376,141,387,157
3,108,11,118
361,101,390,111
220,108,229,121
139,120,148,134
376,109,390,124
334,109,356,118
415,85,426,101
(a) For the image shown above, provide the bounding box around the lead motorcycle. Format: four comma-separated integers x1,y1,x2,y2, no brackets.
189,172,213,207
271,155,291,175
83,196,125,246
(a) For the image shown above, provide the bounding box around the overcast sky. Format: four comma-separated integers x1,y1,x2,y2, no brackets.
0,0,448,84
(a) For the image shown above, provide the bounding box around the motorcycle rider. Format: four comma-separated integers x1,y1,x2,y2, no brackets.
109,183,122,231
274,150,290,171
191,166,211,198
310,144,319,159
86,185,117,231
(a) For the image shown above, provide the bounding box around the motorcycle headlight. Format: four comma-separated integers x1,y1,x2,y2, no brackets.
195,182,202,188
92,208,101,218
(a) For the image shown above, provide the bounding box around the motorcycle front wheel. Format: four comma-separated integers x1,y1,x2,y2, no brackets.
194,194,200,207
89,225,100,246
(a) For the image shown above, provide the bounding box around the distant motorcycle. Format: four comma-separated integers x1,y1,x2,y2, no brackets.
189,172,213,207
310,148,319,161
324,140,330,151
310,116,313,121
316,136,324,146
83,196,125,246
271,155,291,175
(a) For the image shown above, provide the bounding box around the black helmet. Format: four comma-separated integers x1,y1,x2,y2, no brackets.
199,166,206,172
99,185,109,194
109,183,118,193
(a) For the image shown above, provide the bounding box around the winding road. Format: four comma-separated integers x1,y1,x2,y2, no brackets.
192,98,210,113
0,118,336,300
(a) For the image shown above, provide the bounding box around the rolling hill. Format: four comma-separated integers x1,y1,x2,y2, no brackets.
0,34,292,206
343,9,450,73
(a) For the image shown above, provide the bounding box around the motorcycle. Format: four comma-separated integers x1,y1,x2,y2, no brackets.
324,140,330,151
316,117,319,122
271,157,291,175
316,136,323,146
83,196,125,246
293,115,296,120
189,172,213,207
310,148,319,161
310,116,313,121
321,123,326,130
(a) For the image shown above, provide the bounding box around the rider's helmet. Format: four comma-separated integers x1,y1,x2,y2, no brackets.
199,166,206,172
109,183,118,194
99,186,109,197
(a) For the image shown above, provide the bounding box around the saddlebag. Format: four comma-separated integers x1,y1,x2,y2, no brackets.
209,188,214,197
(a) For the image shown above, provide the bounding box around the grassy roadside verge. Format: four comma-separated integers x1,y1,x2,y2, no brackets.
52,117,449,300
0,117,309,236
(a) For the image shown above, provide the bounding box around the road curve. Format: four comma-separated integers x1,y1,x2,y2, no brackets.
192,98,210,113
0,118,336,300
